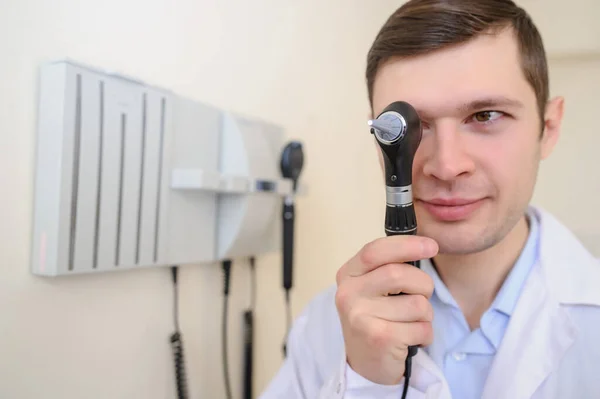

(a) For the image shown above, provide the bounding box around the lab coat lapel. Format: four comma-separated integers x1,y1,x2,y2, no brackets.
481,207,586,399
413,350,453,399
481,263,577,399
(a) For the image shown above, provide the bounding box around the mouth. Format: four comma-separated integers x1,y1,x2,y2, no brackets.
417,197,486,222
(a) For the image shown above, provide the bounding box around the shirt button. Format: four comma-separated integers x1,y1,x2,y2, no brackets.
452,352,467,361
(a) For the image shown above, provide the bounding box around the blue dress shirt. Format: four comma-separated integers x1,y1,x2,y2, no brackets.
421,212,540,399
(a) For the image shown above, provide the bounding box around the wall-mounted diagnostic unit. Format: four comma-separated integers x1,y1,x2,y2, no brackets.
31,60,297,276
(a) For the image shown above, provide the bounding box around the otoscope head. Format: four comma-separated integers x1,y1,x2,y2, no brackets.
280,141,304,191
369,101,422,236
368,113,406,145
369,101,422,188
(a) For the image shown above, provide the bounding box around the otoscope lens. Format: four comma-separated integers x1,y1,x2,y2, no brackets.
378,113,403,141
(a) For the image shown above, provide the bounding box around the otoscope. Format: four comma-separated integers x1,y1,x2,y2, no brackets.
280,141,304,357
368,101,422,398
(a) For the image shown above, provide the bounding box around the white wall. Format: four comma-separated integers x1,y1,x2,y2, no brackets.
519,0,600,56
0,0,400,398
532,58,600,256
1,0,598,398
519,0,600,256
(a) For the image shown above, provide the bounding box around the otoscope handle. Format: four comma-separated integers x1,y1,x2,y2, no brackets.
385,203,420,359
385,204,417,236
283,201,294,291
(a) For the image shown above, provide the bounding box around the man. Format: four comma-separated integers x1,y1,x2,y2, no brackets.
261,1,600,398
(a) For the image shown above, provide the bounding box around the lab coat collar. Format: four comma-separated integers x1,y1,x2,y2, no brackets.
412,349,453,398
533,206,600,307
480,205,599,399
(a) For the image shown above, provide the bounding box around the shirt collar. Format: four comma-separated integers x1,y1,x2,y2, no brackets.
421,209,541,317
491,210,540,316
421,259,458,309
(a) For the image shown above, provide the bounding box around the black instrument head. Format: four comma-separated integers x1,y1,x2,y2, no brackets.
369,101,422,188
280,141,304,191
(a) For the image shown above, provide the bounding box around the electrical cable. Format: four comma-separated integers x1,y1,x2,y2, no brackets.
250,256,256,310
169,266,189,399
401,355,412,399
222,259,233,399
282,289,291,357
243,257,256,399
172,267,180,331
286,290,292,335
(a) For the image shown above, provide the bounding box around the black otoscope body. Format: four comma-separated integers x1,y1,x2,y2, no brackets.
369,101,422,395
280,141,304,295
369,101,422,238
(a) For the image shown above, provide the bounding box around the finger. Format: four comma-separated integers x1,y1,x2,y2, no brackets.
366,294,434,322
350,294,433,324
396,320,434,347
339,235,438,280
356,263,435,298
364,318,434,350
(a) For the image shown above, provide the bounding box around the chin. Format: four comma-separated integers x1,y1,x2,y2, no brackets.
415,202,502,255
421,224,498,255
434,230,499,255
415,200,526,256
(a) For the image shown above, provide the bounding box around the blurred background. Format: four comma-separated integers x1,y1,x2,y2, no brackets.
0,0,598,398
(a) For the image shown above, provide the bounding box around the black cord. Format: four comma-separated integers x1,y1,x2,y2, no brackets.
222,260,233,399
282,289,291,357
169,266,189,399
243,257,256,399
172,267,180,331
250,257,256,310
401,349,413,399
285,290,291,335
400,261,420,399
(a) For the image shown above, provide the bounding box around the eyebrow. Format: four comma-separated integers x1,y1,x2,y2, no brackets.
460,96,524,113
415,96,524,119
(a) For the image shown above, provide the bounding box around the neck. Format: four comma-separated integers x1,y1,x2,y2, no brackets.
433,214,530,330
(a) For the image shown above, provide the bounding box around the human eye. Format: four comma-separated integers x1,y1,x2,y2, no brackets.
470,110,505,125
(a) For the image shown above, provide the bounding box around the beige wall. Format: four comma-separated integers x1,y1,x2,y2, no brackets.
518,0,600,256
0,0,598,398
0,0,400,398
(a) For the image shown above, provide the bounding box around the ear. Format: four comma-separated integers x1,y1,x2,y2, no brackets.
540,96,565,159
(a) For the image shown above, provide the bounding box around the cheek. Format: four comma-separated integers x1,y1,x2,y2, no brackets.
476,130,540,195
411,130,537,185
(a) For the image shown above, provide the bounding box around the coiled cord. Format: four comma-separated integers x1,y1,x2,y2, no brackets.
170,331,189,399
170,266,189,399
222,260,233,399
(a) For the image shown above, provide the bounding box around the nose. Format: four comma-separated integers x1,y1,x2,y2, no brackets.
421,122,475,181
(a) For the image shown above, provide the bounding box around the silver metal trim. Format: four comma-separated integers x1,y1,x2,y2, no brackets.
386,184,413,206
385,226,417,234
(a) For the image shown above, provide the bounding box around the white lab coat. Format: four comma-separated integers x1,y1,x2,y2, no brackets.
260,206,600,398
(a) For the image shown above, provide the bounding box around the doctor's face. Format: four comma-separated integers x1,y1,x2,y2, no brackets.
372,28,563,255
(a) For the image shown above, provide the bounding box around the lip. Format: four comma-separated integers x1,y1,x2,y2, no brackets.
418,198,485,222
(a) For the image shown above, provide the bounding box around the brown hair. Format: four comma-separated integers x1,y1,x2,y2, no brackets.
366,0,549,121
